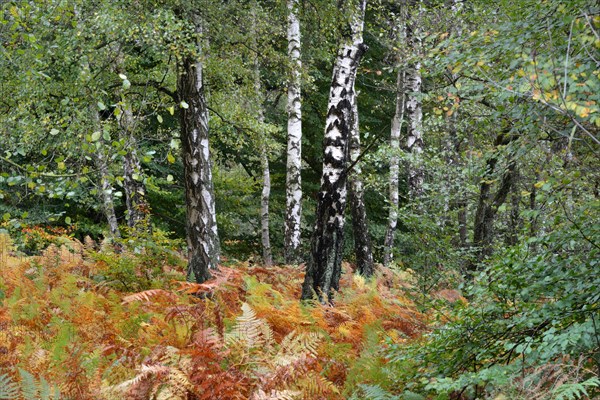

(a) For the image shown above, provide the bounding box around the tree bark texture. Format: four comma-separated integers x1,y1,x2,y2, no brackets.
119,102,150,232
91,110,121,239
284,0,303,264
405,9,424,199
177,19,220,283
348,91,374,277
301,0,367,302
383,68,406,266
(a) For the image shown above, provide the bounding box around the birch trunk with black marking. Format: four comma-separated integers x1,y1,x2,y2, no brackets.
405,8,424,199
177,17,220,283
301,0,367,302
348,91,374,277
284,0,303,264
383,68,405,266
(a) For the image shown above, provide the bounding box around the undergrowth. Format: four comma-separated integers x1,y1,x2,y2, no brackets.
0,230,425,399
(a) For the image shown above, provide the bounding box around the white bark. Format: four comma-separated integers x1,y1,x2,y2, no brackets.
383,68,405,266
284,0,303,264
179,16,220,283
301,0,367,302
405,7,424,199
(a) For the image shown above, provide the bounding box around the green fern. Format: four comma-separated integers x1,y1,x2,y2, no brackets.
18,369,60,400
552,377,600,400
353,384,401,400
0,373,19,400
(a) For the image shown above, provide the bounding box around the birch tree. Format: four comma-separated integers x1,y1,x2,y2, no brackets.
348,92,374,277
119,104,150,233
301,0,367,302
177,15,220,283
405,4,424,199
383,68,406,266
283,0,303,264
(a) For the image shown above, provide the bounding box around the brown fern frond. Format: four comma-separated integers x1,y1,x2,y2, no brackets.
251,388,301,400
122,289,179,304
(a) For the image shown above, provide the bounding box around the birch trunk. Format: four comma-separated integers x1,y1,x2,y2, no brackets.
94,144,121,239
405,59,423,199
383,68,405,266
91,109,121,239
119,102,150,232
405,8,424,199
284,0,303,264
260,145,272,266
251,5,273,266
178,17,220,283
301,0,367,302
348,91,374,277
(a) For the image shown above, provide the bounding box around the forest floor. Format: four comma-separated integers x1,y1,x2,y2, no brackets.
0,232,451,399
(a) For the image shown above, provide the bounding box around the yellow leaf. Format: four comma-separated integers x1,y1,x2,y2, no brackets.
167,152,175,163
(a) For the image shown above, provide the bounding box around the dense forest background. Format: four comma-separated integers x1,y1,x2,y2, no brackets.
0,0,598,399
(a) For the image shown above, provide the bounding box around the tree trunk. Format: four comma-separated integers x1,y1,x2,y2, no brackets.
383,68,406,266
348,90,374,277
471,133,516,270
301,0,367,303
119,102,150,233
284,0,303,264
251,6,273,267
91,109,121,239
177,17,220,283
405,9,424,199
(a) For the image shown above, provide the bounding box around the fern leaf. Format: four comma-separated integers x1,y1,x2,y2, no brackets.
226,303,272,349
18,369,38,400
0,373,19,400
251,388,301,400
357,384,402,400
122,289,178,304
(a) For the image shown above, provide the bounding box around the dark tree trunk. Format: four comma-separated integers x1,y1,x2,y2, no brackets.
471,133,516,271
177,20,220,283
348,92,374,277
301,0,367,303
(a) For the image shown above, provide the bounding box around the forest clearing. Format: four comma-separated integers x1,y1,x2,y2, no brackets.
0,0,599,399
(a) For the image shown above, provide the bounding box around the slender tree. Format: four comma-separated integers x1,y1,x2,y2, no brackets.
177,15,220,283
405,3,424,199
383,68,406,266
283,0,303,264
348,91,374,277
301,0,367,302
119,100,151,233
252,5,273,267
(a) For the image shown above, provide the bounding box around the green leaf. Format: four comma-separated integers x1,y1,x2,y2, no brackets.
2,213,11,221
180,101,189,109
166,174,174,182
167,152,175,163
91,131,101,142
122,79,131,89
97,101,106,110
118,73,127,80
50,128,59,136
65,216,71,224
157,114,163,123
167,106,175,115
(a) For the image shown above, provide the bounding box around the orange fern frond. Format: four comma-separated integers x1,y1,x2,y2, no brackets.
122,289,179,304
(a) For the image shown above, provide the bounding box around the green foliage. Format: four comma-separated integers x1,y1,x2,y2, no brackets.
0,373,19,400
